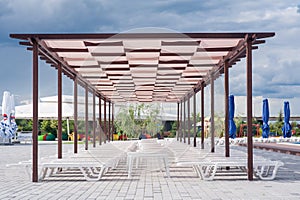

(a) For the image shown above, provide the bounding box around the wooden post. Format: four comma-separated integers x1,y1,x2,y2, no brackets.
85,84,88,150
211,73,215,153
108,101,111,142
183,98,186,143
104,99,107,143
32,39,38,182
187,96,191,145
74,77,78,153
93,92,96,148
177,102,180,141
180,101,183,142
99,96,102,145
246,36,254,181
224,60,230,157
57,63,62,159
201,82,205,149
193,93,197,147
111,103,115,141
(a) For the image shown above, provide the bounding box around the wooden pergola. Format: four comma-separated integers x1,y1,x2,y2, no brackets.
10,32,275,182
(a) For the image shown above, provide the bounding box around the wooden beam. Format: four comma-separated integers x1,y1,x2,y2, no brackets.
10,32,275,40
160,52,194,56
159,60,189,64
49,47,88,52
125,48,161,52
91,52,125,57
84,41,123,46
162,41,200,46
198,47,234,52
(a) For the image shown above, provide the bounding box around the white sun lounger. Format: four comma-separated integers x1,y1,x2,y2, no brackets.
177,158,284,181
38,151,126,181
127,151,170,178
126,140,170,178
38,142,137,181
39,161,108,181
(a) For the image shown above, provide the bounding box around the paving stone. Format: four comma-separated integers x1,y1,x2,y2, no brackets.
0,142,299,199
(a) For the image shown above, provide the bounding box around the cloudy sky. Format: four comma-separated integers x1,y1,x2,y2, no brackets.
1,0,300,116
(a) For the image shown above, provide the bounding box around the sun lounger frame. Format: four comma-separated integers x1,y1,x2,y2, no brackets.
177,159,284,181
39,162,108,181
127,152,170,178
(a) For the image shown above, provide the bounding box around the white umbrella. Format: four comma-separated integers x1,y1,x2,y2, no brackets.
10,94,15,117
2,91,11,117
0,91,15,141
9,94,18,137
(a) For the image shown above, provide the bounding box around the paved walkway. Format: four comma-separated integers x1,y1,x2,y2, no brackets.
240,142,300,155
0,141,300,200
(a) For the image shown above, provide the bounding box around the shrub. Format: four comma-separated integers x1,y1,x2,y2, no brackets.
46,134,56,141
38,135,44,141
62,133,68,141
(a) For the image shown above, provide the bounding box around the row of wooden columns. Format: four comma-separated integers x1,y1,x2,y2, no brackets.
70,81,114,154
73,81,115,152
31,39,115,181
176,89,205,149
176,37,254,180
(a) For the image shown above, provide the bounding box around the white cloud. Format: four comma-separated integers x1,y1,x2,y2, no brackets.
1,0,300,108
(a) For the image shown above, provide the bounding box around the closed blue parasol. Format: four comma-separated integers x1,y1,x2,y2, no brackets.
262,99,270,138
282,101,292,138
228,95,236,139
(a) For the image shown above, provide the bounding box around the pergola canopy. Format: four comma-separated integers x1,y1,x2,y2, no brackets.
10,32,275,103
10,32,275,182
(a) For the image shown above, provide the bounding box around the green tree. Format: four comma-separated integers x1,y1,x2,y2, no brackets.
170,121,178,137
269,110,284,136
214,113,224,138
115,105,135,138
191,112,201,129
16,118,74,138
115,103,162,138
15,119,33,131
234,116,245,137
40,120,58,136
278,110,283,122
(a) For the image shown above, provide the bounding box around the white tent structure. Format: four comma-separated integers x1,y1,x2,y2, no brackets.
15,96,74,119
15,95,97,137
15,95,100,119
15,95,178,121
